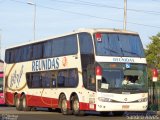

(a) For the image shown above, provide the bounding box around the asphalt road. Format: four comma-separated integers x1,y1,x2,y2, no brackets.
0,106,159,120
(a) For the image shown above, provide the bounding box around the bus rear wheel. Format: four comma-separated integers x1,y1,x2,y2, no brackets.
21,94,31,111
15,95,22,111
100,112,109,116
60,95,72,115
72,95,84,116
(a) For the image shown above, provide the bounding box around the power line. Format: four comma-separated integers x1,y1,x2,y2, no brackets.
50,0,160,15
9,0,160,29
76,0,160,15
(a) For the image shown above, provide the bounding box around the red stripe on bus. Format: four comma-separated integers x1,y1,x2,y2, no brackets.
5,92,14,105
5,92,96,111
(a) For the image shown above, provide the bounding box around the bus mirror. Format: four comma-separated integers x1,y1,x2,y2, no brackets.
152,68,158,82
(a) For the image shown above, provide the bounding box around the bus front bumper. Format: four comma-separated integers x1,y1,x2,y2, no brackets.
96,102,148,112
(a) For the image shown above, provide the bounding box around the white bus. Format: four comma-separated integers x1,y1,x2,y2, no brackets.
4,28,148,115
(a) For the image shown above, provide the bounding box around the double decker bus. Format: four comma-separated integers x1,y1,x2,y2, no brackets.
0,59,5,104
4,28,148,115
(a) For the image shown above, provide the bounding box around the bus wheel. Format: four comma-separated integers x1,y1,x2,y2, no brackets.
14,94,17,106
113,111,124,116
100,112,109,116
48,108,54,112
21,94,31,111
60,95,72,115
15,95,22,111
72,95,84,116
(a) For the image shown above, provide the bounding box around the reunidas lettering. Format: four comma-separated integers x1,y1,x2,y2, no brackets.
113,58,134,63
32,58,59,71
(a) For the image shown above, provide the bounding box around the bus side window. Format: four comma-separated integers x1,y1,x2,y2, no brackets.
57,71,65,87
52,79,56,87
68,69,78,87
87,64,96,91
82,70,87,88
51,72,57,88
57,69,78,88
5,50,9,63
32,43,43,59
26,73,32,88
41,72,51,88
79,33,95,91
32,73,42,88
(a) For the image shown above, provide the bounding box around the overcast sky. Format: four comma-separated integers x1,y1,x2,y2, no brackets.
0,0,160,59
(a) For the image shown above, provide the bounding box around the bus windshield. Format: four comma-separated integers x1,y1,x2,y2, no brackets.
98,63,148,92
94,33,145,57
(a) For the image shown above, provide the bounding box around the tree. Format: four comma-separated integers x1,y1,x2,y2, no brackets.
145,32,160,79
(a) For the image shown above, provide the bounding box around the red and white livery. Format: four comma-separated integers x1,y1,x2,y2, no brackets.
4,28,148,115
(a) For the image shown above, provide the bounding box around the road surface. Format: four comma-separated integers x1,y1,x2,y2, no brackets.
0,106,159,120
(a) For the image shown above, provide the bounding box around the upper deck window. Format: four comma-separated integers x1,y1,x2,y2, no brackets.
94,33,145,57
5,34,78,63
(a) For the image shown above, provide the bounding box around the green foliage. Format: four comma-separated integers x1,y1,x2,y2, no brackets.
145,32,160,79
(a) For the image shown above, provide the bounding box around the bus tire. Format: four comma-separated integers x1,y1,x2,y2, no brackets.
113,111,124,116
21,94,31,111
60,95,72,115
72,95,85,116
100,112,109,116
14,94,17,106
48,108,54,112
15,95,22,111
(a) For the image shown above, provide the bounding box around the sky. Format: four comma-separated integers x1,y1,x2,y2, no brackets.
0,0,160,60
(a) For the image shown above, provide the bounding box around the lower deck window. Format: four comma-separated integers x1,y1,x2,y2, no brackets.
26,68,78,88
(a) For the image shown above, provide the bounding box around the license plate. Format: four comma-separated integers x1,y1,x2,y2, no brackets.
122,105,129,109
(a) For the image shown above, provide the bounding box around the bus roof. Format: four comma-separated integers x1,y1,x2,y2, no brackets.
6,28,139,50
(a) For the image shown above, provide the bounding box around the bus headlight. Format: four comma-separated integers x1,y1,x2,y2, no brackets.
98,97,112,102
138,98,148,102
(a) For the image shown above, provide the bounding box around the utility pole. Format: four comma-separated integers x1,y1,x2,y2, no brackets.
28,1,36,41
123,0,127,30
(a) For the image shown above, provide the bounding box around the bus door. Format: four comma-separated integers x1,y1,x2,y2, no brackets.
78,33,96,91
